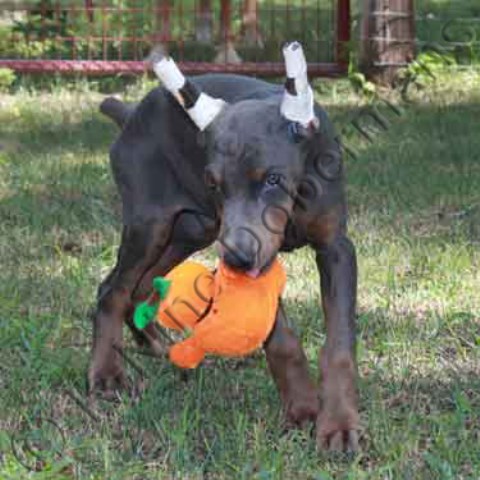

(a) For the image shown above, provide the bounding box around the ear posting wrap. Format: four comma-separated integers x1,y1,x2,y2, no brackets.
151,51,226,131
280,41,319,131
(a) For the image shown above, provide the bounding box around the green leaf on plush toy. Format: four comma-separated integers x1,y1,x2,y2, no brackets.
133,302,157,329
152,277,172,299
133,277,172,329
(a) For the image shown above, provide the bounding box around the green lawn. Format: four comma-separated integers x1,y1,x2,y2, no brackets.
1,69,480,479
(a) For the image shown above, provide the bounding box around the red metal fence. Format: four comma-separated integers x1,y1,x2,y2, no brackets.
0,0,350,77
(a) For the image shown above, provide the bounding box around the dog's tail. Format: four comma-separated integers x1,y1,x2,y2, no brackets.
99,97,135,128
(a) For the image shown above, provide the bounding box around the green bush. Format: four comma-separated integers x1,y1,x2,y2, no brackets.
0,68,16,92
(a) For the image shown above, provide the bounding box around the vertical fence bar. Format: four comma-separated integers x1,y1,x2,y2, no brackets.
255,0,260,60
132,2,138,61
270,0,275,48
74,1,79,60
316,0,320,63
301,0,306,47
220,0,231,63
286,0,290,41
85,0,95,23
40,0,46,45
55,1,61,59
179,0,185,61
101,0,107,60
337,0,351,68
118,1,126,61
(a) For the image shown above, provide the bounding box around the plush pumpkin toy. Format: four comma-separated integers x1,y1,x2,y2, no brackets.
134,259,286,368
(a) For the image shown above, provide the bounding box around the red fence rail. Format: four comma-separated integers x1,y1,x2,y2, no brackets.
0,0,350,77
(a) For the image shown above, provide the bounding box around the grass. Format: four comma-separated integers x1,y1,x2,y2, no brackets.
1,68,480,479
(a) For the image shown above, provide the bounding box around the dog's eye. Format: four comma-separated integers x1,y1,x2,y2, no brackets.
265,173,282,187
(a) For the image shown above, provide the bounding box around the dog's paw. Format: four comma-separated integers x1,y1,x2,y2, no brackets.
283,386,319,430
88,369,127,400
316,409,359,452
88,361,127,400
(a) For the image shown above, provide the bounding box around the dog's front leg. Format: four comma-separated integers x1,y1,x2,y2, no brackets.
314,235,359,452
264,301,319,429
89,220,172,396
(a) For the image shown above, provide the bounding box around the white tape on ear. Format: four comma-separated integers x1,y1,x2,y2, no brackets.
283,42,308,93
152,54,226,130
281,41,317,127
152,56,185,92
283,42,306,78
280,86,316,127
187,93,226,131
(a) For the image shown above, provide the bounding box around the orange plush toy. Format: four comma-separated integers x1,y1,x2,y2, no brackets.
134,259,286,368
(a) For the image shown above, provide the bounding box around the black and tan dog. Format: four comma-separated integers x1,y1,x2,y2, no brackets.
91,42,359,452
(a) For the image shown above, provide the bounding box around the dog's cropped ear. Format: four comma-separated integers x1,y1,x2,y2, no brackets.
280,42,319,135
149,47,226,131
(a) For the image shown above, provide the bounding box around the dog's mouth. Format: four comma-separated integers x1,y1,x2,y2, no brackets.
246,256,276,279
215,239,278,278
246,268,261,279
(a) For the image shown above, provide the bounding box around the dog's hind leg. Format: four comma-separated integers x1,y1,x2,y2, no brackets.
264,301,319,429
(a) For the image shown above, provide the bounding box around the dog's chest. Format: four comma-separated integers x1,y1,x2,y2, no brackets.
280,220,309,252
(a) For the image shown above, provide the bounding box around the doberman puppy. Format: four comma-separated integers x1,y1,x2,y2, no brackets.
90,43,359,452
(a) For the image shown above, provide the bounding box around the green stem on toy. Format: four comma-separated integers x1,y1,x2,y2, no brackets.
133,277,172,330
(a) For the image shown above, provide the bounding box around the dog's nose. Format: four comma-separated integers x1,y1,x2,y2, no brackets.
223,249,255,271
220,227,260,272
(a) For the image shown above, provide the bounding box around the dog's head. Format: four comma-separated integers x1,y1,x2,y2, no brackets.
152,42,319,276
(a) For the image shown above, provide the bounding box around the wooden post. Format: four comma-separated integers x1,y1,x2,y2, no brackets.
360,0,415,84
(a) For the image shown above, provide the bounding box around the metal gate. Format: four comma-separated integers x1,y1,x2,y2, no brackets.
0,0,350,77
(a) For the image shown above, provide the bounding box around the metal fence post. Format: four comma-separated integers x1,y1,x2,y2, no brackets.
337,0,351,70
